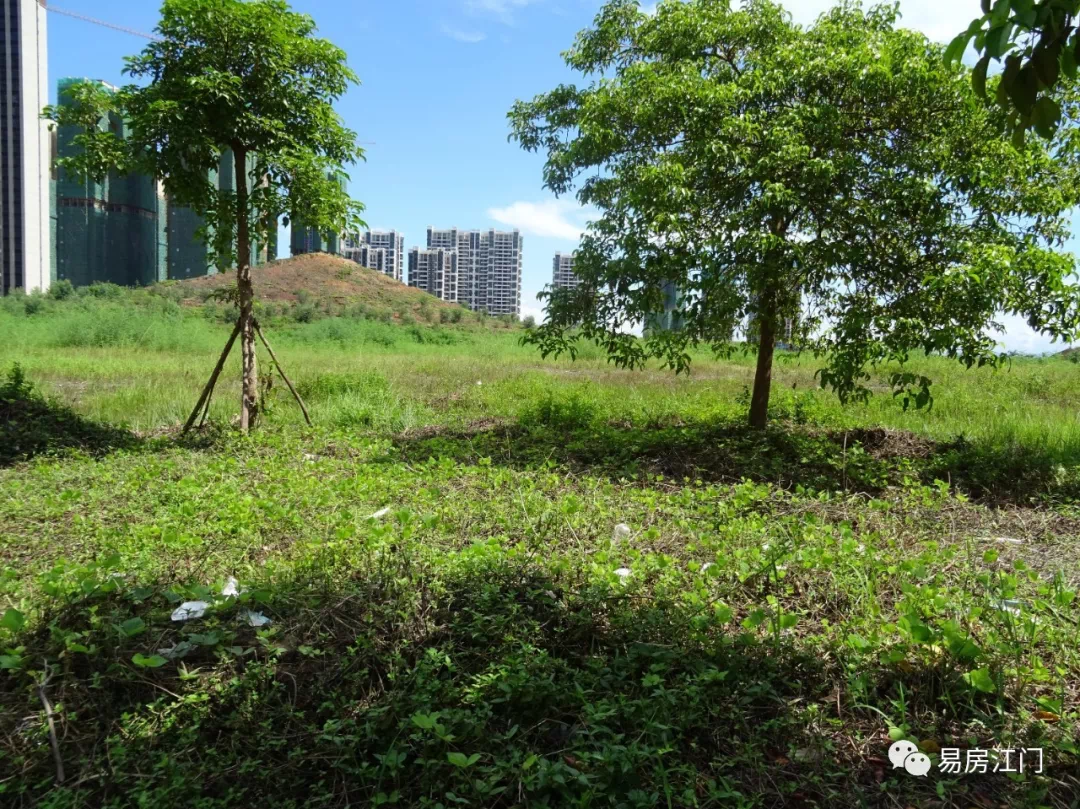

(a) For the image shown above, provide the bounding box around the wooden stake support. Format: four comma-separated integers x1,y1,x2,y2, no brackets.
254,319,313,427
183,320,241,434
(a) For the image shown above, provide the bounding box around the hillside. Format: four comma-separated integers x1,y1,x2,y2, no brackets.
161,252,483,324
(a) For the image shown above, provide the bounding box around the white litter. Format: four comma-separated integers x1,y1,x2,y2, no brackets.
157,641,194,660
700,562,714,574
761,542,771,553
171,601,209,622
994,537,1024,545
856,544,866,554
475,380,483,386
614,567,632,580
368,506,392,520
613,523,632,541
993,599,1024,616
222,577,241,597
303,453,320,463
243,610,271,627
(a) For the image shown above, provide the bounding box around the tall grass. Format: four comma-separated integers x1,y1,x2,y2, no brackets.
1,292,1078,462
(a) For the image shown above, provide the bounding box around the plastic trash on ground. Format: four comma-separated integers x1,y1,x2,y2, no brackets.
243,610,271,627
171,601,209,622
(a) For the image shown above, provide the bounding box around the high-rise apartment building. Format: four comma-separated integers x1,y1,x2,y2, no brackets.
363,230,404,282
407,247,457,302
290,171,347,258
0,0,50,294
344,242,387,274
55,78,168,287
644,281,685,335
291,224,340,257
552,252,579,290
421,227,522,315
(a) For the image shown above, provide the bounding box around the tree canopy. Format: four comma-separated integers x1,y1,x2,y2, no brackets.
948,0,1080,141
46,0,365,431
511,0,1080,428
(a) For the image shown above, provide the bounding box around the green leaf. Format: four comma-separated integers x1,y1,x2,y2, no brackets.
742,608,768,630
132,653,168,668
0,608,25,632
964,667,997,693
0,654,24,670
778,613,799,630
119,617,146,637
713,603,734,624
990,0,1011,26
1033,43,1062,88
998,53,1023,106
447,752,479,768
973,53,992,98
1032,96,1061,139
1062,41,1077,80
887,726,908,742
944,33,972,65
411,712,440,730
986,23,1014,58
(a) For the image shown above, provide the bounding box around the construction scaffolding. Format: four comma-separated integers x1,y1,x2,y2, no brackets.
167,149,274,280
289,171,345,257
55,79,274,287
54,78,166,288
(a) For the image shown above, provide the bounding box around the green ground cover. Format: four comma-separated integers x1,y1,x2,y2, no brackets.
1,292,1078,807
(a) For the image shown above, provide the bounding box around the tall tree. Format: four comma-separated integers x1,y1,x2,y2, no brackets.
947,0,1080,142
510,0,1080,429
45,0,364,432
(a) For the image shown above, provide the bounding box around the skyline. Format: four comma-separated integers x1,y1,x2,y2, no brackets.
31,0,1080,352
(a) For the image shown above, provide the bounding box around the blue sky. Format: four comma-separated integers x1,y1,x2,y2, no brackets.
45,0,1077,353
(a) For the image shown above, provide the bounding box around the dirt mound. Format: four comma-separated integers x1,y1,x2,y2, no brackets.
169,253,463,316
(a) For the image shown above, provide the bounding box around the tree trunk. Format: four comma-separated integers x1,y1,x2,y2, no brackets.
748,292,776,430
235,147,258,433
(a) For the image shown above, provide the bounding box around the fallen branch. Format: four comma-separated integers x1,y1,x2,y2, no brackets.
183,320,242,433
253,319,312,427
38,666,64,785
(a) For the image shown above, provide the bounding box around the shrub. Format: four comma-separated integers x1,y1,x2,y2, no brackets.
23,293,46,316
292,302,320,323
48,279,75,301
81,282,125,299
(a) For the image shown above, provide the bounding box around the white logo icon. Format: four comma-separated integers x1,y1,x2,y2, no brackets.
904,752,932,776
888,741,931,777
888,740,918,769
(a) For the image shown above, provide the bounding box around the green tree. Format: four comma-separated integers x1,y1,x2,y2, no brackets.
510,0,1080,429
45,0,364,432
947,0,1080,141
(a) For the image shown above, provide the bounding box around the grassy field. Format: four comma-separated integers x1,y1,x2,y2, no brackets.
1,285,1079,808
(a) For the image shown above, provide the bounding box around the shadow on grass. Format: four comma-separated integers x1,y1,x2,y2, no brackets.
0,364,141,467
395,415,1080,505
0,364,227,467
2,558,1063,808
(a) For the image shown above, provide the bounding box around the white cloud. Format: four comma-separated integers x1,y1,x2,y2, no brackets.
995,314,1076,355
465,0,538,25
520,302,547,324
487,199,592,241
440,22,486,42
780,0,973,43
